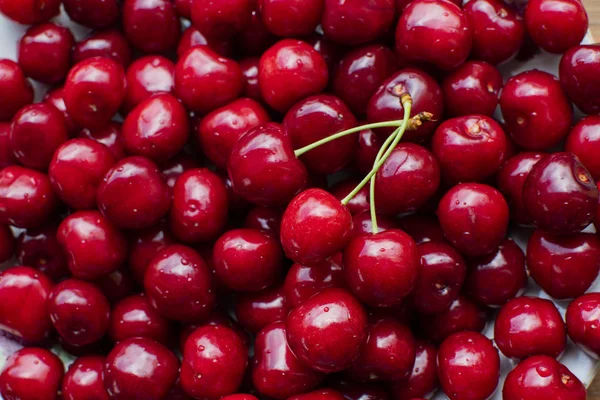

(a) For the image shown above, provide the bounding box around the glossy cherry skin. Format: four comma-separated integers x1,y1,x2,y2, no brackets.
63,0,119,28
306,33,344,72
0,224,14,263
258,0,323,37
198,98,270,169
175,46,243,114
252,321,324,399
104,337,179,400
281,189,353,265
390,341,438,400
191,0,252,39
80,122,125,160
0,60,33,122
0,0,61,24
499,70,572,150
177,26,235,59
109,294,171,345
181,325,249,399
322,0,395,45
94,268,135,305
73,30,131,68
49,138,116,210
228,123,308,207
286,288,367,373
10,103,68,170
284,94,357,175
330,180,369,216
289,389,346,400
259,39,329,112
0,166,58,229
560,46,600,116
503,355,586,400
0,347,63,400
128,222,176,283
57,210,127,280
123,55,175,111
567,116,600,180
412,241,466,314
437,183,509,257
367,68,444,142
244,206,282,237
566,293,600,359
438,332,500,400
240,58,262,101
64,57,126,130
144,244,215,322
44,87,79,136
465,239,527,307
235,285,289,333
527,230,600,299
0,266,53,343
161,154,199,189
62,355,109,400
14,224,68,281
442,61,503,117
122,0,179,53
0,123,15,168
523,153,598,234
349,211,398,240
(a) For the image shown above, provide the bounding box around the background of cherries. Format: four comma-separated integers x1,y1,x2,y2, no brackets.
0,0,599,399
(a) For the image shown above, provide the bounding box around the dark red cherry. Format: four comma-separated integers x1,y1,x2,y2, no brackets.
122,0,180,53
128,223,177,283
259,39,328,112
412,241,466,314
437,332,500,400
349,211,398,240
240,58,263,102
15,224,67,281
281,188,353,265
258,0,323,37
181,325,248,399
123,55,175,111
144,244,215,322
441,61,503,117
390,341,438,400
0,166,59,229
284,94,357,175
252,321,324,399
104,337,179,400
355,127,381,174
560,45,600,116
566,293,600,359
161,153,199,189
237,8,278,57
527,230,600,299
179,310,249,350
499,70,572,150
322,0,395,45
306,33,345,73
398,214,445,245
244,206,282,237
221,171,251,212
0,123,15,168
0,266,53,343
0,60,33,122
49,138,116,210
44,87,79,136
503,356,586,400
57,210,127,280
522,152,598,234
80,122,126,160
73,30,131,67
177,26,235,58
367,68,443,142
0,347,63,400
18,23,74,84
109,294,171,345
64,57,126,130
289,389,346,400
63,0,119,28
330,180,369,216
437,183,509,257
175,46,243,114
0,224,14,263
330,380,390,400
465,239,527,307
235,285,290,333
191,0,252,39
62,355,109,400
11,103,68,170
566,116,600,180
228,123,308,207
94,268,135,305
174,0,192,18
198,98,270,169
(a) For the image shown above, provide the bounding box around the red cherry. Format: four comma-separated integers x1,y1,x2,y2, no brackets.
240,58,263,102
330,180,369,215
0,123,16,168
123,55,175,111
566,116,600,180
109,294,171,345
181,325,249,399
527,230,600,300
259,39,328,112
73,30,131,68
177,26,235,58
128,222,177,283
0,60,33,122
566,293,600,359
286,288,367,373
0,0,60,24
438,332,500,400
15,224,68,281
63,0,119,28
289,389,346,400
398,214,445,245
80,122,126,160
306,33,344,72
104,337,179,400
237,8,278,57
62,355,109,400
322,0,395,45
390,341,439,400
191,0,252,39
44,87,79,136
0,347,63,400
243,206,282,237
560,45,600,115
122,0,180,53
57,210,127,280
174,0,192,18
350,211,398,239
355,128,381,174
258,0,323,37
161,153,200,189
235,285,290,333
94,268,136,305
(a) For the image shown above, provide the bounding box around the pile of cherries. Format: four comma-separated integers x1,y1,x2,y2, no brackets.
0,0,599,399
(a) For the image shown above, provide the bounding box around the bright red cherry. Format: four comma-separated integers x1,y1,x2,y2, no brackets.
243,206,282,237
15,224,68,281
62,355,109,400
258,0,323,37
566,293,600,359
0,123,15,168
123,55,175,111
390,341,438,400
109,294,171,345
322,0,395,45
74,30,131,67
566,116,600,180
63,0,119,28
122,0,180,53
104,337,179,400
0,0,60,24
560,45,600,115
80,122,126,160
499,70,572,150
191,0,252,39
259,39,328,112
286,288,367,373
235,285,290,333
398,214,445,245
0,60,33,122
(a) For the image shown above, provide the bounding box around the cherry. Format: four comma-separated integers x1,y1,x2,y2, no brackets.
527,230,600,299
367,68,443,142
63,0,120,28
398,214,445,245
44,87,79,136
252,321,324,399
144,244,215,322
503,355,586,400
122,0,180,53
11,103,68,170
174,0,192,18
330,180,370,215
104,337,179,400
221,171,252,212
0,347,63,400
243,206,282,237
198,98,270,169
73,30,132,67
123,55,175,112
240,58,263,102
228,123,308,207
235,285,290,333
437,183,509,257
94,268,136,305
441,61,503,117
14,224,67,281
566,293,600,359
286,288,367,373
281,188,353,265
259,39,328,112
560,45,600,115
0,0,60,24
0,266,53,343
566,117,600,180
258,0,323,37
438,332,500,400
80,122,126,160
0,60,33,122
0,166,58,229
161,154,200,189
289,389,346,400
390,341,438,400
191,0,252,39
330,380,390,400
412,241,466,314
306,33,345,72
64,57,126,131
49,138,116,210
0,224,14,263
57,210,127,280
128,222,176,283
237,8,278,57
62,355,109,400
284,94,357,175
0,123,15,168
355,128,382,174
181,325,249,399
499,70,572,150
179,310,249,349
109,294,171,345
177,26,235,59
349,211,398,240
322,0,395,45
